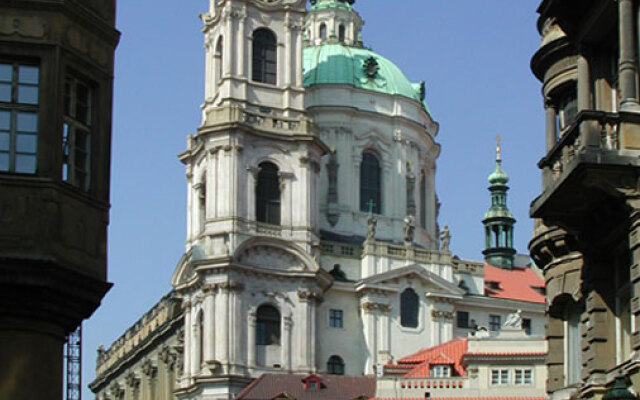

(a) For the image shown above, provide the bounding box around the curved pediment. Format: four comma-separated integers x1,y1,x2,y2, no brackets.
233,237,320,273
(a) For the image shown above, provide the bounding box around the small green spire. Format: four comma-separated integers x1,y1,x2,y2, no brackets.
482,136,516,269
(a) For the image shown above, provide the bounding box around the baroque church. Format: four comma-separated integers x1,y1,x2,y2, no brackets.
90,1,546,399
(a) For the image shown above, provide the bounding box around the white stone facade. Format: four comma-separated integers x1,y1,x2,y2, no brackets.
91,2,545,400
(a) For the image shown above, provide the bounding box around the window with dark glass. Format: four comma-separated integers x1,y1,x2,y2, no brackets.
327,355,345,375
215,36,223,83
319,23,327,41
329,309,343,328
557,88,577,132
400,288,419,328
256,161,281,225
63,75,93,191
360,152,381,214
420,172,426,228
252,28,277,84
522,318,531,335
0,62,39,174
457,311,469,328
489,314,501,332
338,24,345,43
256,304,281,345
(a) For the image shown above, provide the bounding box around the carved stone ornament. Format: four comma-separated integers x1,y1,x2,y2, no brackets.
142,359,157,378
440,225,451,252
0,16,49,38
125,371,140,388
363,56,379,79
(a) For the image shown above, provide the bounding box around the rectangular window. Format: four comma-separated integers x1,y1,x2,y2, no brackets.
329,309,343,328
522,318,532,335
63,74,92,191
491,369,509,385
457,311,469,328
430,365,451,378
489,315,501,332
515,369,533,385
0,62,39,174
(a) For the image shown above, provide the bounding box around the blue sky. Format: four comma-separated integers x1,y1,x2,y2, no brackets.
82,1,543,397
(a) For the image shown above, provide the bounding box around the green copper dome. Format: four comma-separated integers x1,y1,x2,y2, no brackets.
310,0,354,11
488,160,509,185
303,44,430,111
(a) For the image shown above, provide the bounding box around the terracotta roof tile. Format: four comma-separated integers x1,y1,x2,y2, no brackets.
483,264,545,303
235,373,375,400
392,338,468,378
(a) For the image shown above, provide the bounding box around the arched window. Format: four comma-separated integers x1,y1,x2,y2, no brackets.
400,288,419,328
215,36,223,83
360,152,381,214
256,161,281,225
256,305,281,345
338,24,345,43
319,23,327,41
252,28,277,84
327,355,345,375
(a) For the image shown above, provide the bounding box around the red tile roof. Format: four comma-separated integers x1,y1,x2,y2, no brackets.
483,264,545,304
394,338,468,378
235,373,375,400
387,337,546,379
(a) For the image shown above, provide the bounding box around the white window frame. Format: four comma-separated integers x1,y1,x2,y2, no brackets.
430,365,451,378
490,369,509,386
514,368,533,385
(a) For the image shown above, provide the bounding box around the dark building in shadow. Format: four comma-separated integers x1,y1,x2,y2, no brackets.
529,0,640,398
0,1,119,398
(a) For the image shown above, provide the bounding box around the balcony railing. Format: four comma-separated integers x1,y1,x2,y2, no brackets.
538,110,636,185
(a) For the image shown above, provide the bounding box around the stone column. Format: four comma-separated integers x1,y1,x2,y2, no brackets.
361,302,377,374
203,285,216,363
182,301,192,382
378,305,391,358
284,15,292,88
247,310,257,367
282,315,293,371
236,10,246,77
620,0,639,109
142,360,157,400
297,289,318,372
228,282,244,372
215,284,230,367
577,50,592,112
223,13,233,77
545,99,557,151
191,314,200,377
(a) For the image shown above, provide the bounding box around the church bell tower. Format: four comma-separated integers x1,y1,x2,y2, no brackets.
482,139,516,269
173,1,329,398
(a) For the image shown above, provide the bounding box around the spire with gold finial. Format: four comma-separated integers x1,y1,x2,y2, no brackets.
483,136,516,269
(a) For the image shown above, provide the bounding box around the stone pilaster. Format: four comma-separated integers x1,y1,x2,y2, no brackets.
203,285,216,364
181,301,192,384
619,0,639,110
297,289,320,372
282,315,293,371
247,310,257,368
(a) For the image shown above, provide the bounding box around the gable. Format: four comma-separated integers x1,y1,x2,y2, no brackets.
357,264,464,297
